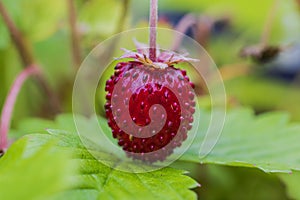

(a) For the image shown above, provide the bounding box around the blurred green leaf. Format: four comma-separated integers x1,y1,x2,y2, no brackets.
225,76,300,120
0,0,66,48
34,32,73,89
0,135,73,200
280,171,300,200
79,0,123,36
185,164,289,200
158,0,300,42
0,21,10,48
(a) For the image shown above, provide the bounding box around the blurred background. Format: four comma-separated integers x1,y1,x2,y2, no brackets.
1,0,300,199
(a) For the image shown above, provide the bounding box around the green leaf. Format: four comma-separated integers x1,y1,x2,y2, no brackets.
180,108,300,173
13,107,300,175
185,164,289,200
79,0,123,36
225,76,300,120
279,171,300,200
0,0,66,47
34,32,73,91
15,107,300,198
12,106,300,175
0,135,74,200
37,132,198,200
11,115,198,200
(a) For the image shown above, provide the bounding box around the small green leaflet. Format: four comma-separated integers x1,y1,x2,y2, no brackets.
0,135,74,200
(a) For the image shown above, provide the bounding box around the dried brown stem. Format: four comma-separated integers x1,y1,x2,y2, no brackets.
0,1,61,113
0,1,34,66
67,0,82,69
297,0,300,8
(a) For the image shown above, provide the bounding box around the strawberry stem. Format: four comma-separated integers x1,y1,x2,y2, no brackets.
0,65,40,153
149,0,158,61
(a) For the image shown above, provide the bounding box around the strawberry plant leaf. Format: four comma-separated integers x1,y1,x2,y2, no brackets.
11,107,300,199
179,108,300,173
279,171,300,200
0,135,74,200
12,108,300,174
10,115,198,200
31,133,198,200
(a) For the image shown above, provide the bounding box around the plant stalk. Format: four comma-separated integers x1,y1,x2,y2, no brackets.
0,66,40,153
261,0,279,46
171,14,197,51
0,1,61,114
0,1,34,66
67,0,82,69
149,0,158,61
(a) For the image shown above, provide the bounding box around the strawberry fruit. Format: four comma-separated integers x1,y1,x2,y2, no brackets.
105,48,196,162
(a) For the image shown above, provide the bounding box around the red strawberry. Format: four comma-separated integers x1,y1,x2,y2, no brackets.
105,48,196,162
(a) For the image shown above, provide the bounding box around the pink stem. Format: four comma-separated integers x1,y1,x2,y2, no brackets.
149,0,158,61
171,14,197,51
0,65,40,152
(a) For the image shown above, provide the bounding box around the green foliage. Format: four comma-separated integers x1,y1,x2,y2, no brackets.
158,0,300,42
0,46,44,125
280,171,300,200
0,0,66,48
34,32,73,90
1,1,300,198
225,76,300,120
34,131,198,200
78,0,130,48
79,0,122,36
11,108,300,174
184,164,289,200
180,108,300,173
0,135,73,200
8,107,300,199
8,114,198,200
